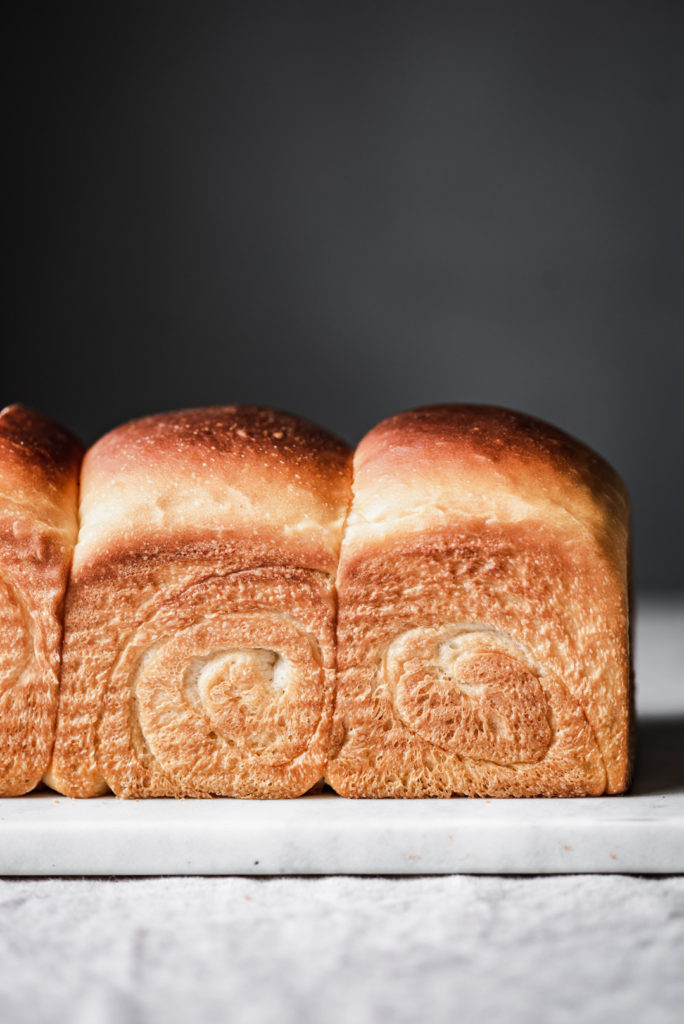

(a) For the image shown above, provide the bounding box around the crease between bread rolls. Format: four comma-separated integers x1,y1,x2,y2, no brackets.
326,404,632,798
46,406,352,798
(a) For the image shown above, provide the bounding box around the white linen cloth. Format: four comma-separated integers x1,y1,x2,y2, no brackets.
1,874,683,1024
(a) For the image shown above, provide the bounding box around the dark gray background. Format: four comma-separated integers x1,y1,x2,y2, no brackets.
6,3,684,589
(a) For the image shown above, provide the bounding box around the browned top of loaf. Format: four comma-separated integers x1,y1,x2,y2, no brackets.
90,405,349,474
75,405,352,574
0,404,82,488
346,404,628,560
363,403,625,490
0,405,83,537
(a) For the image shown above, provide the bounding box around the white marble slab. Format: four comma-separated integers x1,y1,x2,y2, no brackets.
0,779,682,875
1,598,682,876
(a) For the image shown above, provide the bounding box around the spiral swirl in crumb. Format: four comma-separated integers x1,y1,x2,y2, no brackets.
385,624,552,765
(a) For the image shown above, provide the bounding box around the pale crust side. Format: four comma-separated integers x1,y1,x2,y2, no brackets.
0,405,82,795
47,406,352,798
326,405,631,798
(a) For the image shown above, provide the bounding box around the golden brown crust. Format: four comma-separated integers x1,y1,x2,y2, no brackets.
75,405,351,575
47,406,352,798
327,404,632,798
89,405,349,478
0,405,82,490
0,405,83,795
347,405,628,566
361,405,624,496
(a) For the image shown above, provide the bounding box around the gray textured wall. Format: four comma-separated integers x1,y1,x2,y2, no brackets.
6,3,684,588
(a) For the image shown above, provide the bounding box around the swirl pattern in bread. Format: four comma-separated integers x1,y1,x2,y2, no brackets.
326,405,632,797
46,406,351,798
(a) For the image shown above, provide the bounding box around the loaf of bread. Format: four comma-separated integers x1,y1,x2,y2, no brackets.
46,406,352,798
0,405,82,795
326,405,632,797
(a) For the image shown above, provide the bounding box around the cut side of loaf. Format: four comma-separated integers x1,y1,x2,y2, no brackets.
46,406,352,798
326,404,632,798
0,405,82,795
